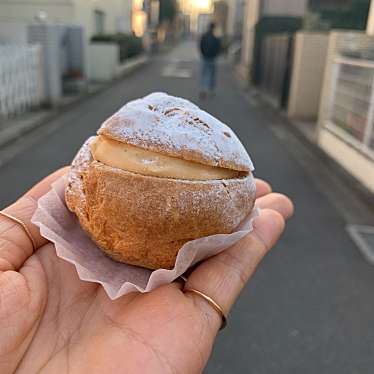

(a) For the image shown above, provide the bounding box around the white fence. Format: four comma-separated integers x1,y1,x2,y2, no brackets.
0,45,44,118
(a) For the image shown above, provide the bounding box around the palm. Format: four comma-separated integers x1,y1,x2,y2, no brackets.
9,243,213,374
1,170,293,374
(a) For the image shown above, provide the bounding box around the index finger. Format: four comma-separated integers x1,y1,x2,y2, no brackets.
254,178,272,198
184,194,294,332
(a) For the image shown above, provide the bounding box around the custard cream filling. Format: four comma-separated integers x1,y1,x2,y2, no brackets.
90,135,241,180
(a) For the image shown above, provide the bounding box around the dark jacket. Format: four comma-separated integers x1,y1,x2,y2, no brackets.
199,32,221,59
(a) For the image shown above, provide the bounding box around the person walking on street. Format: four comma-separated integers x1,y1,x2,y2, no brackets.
199,22,221,99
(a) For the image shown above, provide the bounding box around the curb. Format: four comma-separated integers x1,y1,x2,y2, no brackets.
282,114,374,210
0,112,50,149
0,55,150,151
250,90,374,211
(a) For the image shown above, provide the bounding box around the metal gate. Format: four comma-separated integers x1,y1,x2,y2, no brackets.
0,45,44,118
259,34,293,108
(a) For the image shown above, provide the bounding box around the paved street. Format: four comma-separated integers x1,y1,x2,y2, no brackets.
1,40,374,373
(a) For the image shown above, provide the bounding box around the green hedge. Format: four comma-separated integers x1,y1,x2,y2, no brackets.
91,34,143,62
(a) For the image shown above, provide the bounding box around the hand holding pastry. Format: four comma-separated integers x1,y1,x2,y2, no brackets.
0,168,293,373
66,93,256,269
0,93,293,373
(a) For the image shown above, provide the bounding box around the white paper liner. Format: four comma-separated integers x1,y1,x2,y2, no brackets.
31,177,258,300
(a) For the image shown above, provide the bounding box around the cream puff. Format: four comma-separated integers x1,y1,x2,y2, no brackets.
65,93,256,269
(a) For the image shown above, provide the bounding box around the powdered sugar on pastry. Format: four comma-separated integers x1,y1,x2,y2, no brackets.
98,92,254,172
65,93,257,270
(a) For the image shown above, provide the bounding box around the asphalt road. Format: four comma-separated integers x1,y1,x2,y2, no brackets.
1,41,374,374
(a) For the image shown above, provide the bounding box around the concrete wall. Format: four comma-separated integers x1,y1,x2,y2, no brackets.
197,13,211,35
73,0,132,39
319,129,374,193
0,0,132,39
0,0,74,23
88,43,118,81
0,0,132,85
88,42,146,82
317,31,367,131
239,0,260,80
0,21,28,43
227,0,245,38
239,0,308,82
261,0,308,17
317,32,341,133
367,0,374,35
28,24,64,104
317,30,374,194
288,32,328,120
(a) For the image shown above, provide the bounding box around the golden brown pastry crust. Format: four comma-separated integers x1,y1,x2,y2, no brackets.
65,138,256,269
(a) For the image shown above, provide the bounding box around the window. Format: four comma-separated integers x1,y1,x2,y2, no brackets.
327,59,374,157
94,9,106,35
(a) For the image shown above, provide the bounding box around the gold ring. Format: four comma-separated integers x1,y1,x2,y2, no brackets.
184,287,227,330
0,211,37,252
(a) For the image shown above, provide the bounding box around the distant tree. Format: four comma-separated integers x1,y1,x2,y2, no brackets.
159,0,178,23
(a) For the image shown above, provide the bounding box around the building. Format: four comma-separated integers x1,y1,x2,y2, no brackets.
226,0,245,39
239,0,308,82
307,0,370,30
239,0,307,82
0,0,133,43
367,0,374,34
239,0,369,82
213,0,228,37
0,0,134,105
316,31,374,194
197,13,212,34
132,0,147,37
180,0,212,33
308,0,352,9
313,1,374,194
237,0,374,193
